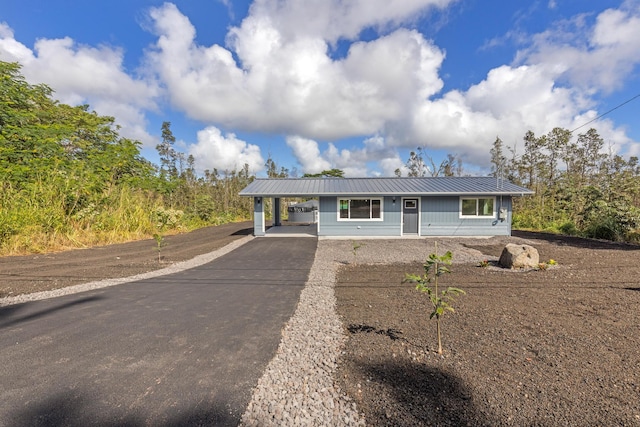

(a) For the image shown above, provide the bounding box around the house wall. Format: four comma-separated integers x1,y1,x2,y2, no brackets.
315,195,513,237
318,196,402,237
421,195,512,236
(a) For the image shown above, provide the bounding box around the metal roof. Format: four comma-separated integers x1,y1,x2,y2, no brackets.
239,177,534,197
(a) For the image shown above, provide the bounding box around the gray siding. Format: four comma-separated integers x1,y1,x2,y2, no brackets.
421,196,512,236
315,195,514,237
318,196,402,237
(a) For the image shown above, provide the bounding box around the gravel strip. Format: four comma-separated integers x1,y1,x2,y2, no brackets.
0,235,254,307
240,238,489,426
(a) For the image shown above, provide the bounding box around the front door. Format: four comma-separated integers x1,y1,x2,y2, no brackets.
403,198,419,234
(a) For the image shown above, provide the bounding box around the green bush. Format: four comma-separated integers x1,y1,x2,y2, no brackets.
558,221,578,236
192,195,216,221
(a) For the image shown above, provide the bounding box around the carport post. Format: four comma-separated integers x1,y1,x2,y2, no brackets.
254,197,265,236
273,197,282,226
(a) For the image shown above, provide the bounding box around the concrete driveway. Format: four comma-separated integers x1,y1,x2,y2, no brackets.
0,237,317,426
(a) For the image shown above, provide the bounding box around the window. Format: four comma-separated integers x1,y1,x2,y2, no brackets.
338,198,382,220
460,197,495,217
404,200,417,209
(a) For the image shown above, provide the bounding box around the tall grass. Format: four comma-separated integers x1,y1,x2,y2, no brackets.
0,181,237,255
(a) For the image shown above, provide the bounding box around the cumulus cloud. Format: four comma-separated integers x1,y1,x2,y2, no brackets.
145,1,639,173
0,23,159,147
189,127,264,174
2,0,639,176
285,136,332,174
0,23,35,62
246,0,454,44
516,4,640,93
146,3,446,140
287,135,406,177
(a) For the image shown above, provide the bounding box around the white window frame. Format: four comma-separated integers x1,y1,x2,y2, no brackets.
337,198,384,221
459,196,496,218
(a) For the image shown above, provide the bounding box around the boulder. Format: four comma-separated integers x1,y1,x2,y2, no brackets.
499,243,539,269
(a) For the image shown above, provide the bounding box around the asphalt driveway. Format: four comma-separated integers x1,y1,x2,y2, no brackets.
0,237,317,426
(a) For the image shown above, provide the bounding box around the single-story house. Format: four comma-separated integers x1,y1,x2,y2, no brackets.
239,177,533,238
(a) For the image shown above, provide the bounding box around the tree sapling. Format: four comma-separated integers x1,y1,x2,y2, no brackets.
404,243,466,355
352,241,364,264
153,233,165,263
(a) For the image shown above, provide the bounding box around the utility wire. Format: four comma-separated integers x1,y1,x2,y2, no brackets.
570,93,640,133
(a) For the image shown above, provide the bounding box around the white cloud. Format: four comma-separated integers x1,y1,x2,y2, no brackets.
246,0,455,44
0,23,35,63
285,136,331,174
0,23,159,147
517,4,640,93
147,3,446,140
3,1,639,176
146,2,639,174
287,134,406,177
189,127,264,174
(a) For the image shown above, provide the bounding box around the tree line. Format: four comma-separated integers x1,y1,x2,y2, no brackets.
0,61,255,254
490,127,640,242
2,59,637,254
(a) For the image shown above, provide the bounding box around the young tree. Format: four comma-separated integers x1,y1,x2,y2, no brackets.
490,137,507,178
404,244,465,355
265,154,289,178
157,121,178,180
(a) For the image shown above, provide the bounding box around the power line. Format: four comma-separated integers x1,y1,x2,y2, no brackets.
570,93,640,133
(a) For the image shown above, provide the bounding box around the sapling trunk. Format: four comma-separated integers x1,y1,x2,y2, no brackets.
434,242,442,355
436,315,443,354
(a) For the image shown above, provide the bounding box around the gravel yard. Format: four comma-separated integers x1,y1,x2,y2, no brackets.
3,225,639,426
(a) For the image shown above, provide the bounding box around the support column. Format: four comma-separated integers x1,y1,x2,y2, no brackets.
253,197,265,236
273,197,282,226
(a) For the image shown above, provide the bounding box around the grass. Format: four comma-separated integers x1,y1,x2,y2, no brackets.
0,183,247,255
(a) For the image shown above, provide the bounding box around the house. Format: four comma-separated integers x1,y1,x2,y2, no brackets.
239,177,533,238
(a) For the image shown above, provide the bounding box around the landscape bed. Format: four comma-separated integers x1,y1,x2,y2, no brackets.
335,233,640,426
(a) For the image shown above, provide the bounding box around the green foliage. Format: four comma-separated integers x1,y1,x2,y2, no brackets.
478,259,489,268
303,168,345,178
404,245,466,355
497,127,640,242
0,61,255,255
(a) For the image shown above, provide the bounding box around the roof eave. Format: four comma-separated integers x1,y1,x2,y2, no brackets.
240,191,535,197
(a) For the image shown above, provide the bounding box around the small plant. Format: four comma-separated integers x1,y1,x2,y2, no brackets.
537,259,557,271
153,233,165,263
352,241,364,264
404,243,466,355
478,259,489,268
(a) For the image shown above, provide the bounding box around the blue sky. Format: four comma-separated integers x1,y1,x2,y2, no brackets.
1,0,639,177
